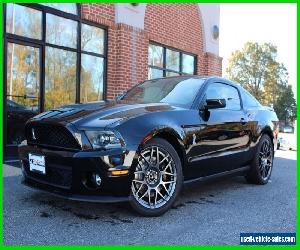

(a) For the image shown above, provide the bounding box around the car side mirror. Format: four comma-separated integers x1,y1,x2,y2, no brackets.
201,98,226,110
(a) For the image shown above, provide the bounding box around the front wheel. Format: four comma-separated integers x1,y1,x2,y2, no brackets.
130,138,183,216
246,134,274,185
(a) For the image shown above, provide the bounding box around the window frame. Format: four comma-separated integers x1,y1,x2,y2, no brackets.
3,3,108,113
241,88,261,109
148,41,197,79
203,81,242,111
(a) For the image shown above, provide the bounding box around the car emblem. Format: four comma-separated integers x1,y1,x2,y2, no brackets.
32,128,37,140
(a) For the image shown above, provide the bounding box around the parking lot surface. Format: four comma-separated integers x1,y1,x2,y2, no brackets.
3,150,296,245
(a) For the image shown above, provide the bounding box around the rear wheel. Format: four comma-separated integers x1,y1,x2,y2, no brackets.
130,138,183,216
246,134,274,185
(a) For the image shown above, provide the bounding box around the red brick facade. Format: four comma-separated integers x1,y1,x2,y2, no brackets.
144,4,206,75
81,4,222,100
81,4,115,26
205,52,223,76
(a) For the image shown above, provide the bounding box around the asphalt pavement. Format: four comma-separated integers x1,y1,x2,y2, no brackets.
3,150,296,245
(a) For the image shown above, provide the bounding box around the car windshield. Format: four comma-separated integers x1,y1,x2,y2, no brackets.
282,126,294,133
120,77,206,108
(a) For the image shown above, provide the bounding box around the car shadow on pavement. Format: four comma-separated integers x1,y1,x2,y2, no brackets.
4,155,296,223
5,173,248,222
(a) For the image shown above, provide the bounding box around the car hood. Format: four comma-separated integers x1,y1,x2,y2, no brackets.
30,101,178,128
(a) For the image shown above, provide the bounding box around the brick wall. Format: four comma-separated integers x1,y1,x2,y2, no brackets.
111,24,148,99
145,4,206,75
81,4,115,26
205,52,223,76
81,4,222,100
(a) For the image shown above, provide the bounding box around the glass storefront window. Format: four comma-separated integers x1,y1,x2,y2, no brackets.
45,47,76,110
6,43,40,109
182,54,195,74
6,4,42,40
46,13,77,49
4,3,107,153
166,49,180,72
148,43,196,80
6,43,40,144
80,54,104,103
148,44,163,68
148,68,164,79
166,71,180,77
81,24,105,54
41,3,77,14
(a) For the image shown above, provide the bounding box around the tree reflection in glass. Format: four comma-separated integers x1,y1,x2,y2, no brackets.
41,3,77,14
148,44,163,68
6,43,40,110
6,3,42,39
166,49,180,72
148,68,163,80
182,54,195,74
81,24,105,54
80,54,104,103
46,13,77,48
45,47,76,110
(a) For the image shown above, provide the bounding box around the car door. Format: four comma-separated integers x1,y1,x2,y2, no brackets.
186,81,250,177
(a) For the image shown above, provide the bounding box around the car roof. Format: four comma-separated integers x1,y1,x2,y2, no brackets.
147,75,241,88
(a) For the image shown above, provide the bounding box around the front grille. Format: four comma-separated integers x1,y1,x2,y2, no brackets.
26,123,81,150
23,161,72,189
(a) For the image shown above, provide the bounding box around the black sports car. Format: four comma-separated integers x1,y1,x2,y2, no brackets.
19,76,279,216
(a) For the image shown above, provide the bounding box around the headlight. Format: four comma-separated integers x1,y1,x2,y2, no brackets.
85,130,124,150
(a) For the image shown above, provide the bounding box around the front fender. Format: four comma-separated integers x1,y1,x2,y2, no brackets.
115,113,188,167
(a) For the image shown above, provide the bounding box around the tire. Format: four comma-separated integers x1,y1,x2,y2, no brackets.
129,138,183,216
246,134,274,185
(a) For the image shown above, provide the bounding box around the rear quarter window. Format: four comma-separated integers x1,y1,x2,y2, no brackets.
241,89,261,109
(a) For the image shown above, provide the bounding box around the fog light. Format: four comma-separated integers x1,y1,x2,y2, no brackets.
111,170,129,176
93,173,102,186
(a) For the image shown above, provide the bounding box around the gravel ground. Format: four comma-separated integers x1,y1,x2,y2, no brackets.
3,150,296,245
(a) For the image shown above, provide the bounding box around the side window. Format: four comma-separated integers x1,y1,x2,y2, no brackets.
242,89,261,109
205,82,241,110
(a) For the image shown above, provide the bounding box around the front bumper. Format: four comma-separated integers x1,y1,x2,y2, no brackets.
19,142,139,202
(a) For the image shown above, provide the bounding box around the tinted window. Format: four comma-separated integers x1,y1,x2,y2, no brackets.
283,126,294,133
241,89,261,108
121,77,205,108
206,82,241,110
280,125,294,133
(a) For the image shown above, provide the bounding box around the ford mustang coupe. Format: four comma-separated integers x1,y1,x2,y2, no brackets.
19,76,279,216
